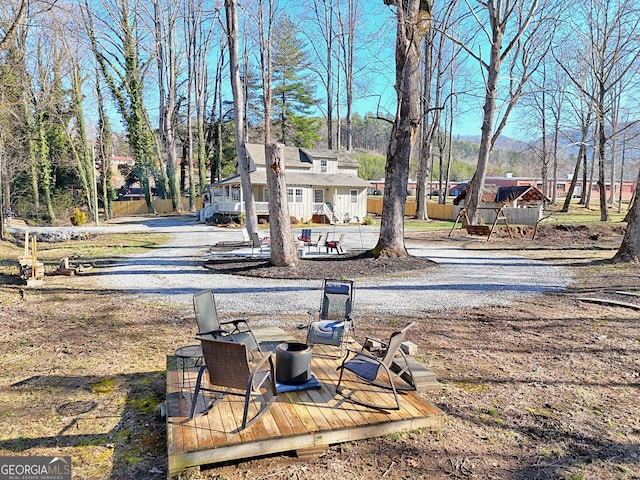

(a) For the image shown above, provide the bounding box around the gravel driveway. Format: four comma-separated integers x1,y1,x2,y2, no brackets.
58,215,571,317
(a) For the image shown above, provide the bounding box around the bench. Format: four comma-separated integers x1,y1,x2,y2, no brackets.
465,225,491,236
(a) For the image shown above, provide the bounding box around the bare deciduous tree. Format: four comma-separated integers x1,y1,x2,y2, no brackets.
253,0,298,266
453,0,555,224
335,0,362,151
82,0,159,213
0,0,28,51
554,0,640,221
374,0,429,257
185,0,216,209
224,0,258,235
151,0,182,212
614,166,640,262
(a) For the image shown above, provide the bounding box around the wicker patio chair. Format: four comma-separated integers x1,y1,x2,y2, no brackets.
335,322,417,411
189,338,277,430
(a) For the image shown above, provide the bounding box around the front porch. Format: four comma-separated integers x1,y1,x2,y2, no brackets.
201,199,342,224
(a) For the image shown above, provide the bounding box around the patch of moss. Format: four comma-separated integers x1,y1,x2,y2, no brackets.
128,394,162,415
451,381,490,393
91,377,116,395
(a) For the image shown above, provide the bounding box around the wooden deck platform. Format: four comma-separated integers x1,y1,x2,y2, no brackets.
166,327,445,476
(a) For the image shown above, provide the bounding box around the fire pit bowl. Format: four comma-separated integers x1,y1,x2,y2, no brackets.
275,342,312,385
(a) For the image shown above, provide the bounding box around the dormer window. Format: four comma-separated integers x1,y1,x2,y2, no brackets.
320,158,327,173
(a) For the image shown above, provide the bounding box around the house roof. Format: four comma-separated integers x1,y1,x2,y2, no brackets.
212,171,370,188
210,143,368,189
245,143,361,170
453,184,550,205
496,186,549,203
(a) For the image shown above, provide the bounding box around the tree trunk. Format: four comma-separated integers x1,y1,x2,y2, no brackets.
265,143,298,266
0,131,6,240
540,87,548,198
617,136,626,214
95,65,114,220
258,0,298,266
465,23,502,225
22,88,39,218
375,0,429,257
415,28,433,221
83,0,158,214
561,113,590,212
36,112,55,222
225,0,258,234
580,143,588,205
70,62,96,220
596,86,608,221
153,0,181,212
345,0,355,151
614,166,640,262
326,6,334,150
561,146,583,213
0,0,27,51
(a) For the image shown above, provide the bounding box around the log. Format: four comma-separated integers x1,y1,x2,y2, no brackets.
578,297,640,311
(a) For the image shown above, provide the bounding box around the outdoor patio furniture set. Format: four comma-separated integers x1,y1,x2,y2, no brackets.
249,229,345,256
175,279,418,431
298,229,345,254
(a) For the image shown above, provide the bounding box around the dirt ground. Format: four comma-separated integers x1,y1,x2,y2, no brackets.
0,224,638,480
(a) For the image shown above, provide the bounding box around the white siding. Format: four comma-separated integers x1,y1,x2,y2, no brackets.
313,157,338,174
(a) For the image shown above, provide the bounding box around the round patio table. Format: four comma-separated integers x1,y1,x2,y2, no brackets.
174,344,203,395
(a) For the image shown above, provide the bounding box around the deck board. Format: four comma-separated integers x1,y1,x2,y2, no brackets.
167,326,444,476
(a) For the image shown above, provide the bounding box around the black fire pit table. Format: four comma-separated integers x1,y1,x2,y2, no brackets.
275,342,312,385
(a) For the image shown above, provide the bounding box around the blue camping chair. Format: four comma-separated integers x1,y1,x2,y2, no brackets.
306,279,355,357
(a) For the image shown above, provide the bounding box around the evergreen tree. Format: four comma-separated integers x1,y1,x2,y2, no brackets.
272,15,319,147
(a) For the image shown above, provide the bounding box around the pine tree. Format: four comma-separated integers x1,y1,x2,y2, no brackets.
271,15,319,147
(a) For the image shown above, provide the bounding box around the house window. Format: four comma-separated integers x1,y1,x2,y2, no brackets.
350,189,358,203
287,187,303,203
320,159,327,173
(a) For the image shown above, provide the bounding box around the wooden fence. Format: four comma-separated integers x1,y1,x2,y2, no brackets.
111,198,203,217
367,197,455,221
112,197,540,225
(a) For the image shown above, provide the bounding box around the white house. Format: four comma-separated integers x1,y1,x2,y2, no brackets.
200,144,370,224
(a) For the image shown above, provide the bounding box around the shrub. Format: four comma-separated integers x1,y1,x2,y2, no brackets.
70,208,87,226
362,216,374,225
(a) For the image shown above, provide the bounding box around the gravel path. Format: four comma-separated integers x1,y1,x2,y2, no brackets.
75,216,572,317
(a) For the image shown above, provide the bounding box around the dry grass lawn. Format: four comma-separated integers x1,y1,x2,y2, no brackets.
0,222,638,480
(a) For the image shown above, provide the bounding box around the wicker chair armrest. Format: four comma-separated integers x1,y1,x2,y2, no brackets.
249,352,275,389
251,351,274,370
